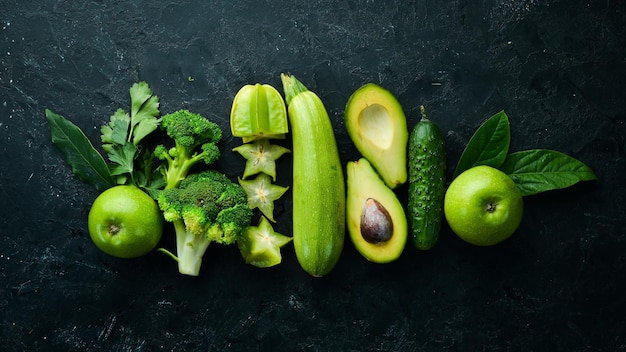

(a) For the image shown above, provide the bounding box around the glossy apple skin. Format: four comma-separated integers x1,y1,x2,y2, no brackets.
444,165,523,246
88,185,163,258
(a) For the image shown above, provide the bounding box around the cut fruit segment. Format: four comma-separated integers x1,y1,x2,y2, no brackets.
238,216,292,268
346,158,407,263
344,83,408,189
230,83,288,142
232,139,290,181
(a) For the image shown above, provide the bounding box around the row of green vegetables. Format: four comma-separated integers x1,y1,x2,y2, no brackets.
45,74,596,277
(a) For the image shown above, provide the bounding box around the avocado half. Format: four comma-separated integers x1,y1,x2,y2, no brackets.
346,158,407,263
345,83,408,189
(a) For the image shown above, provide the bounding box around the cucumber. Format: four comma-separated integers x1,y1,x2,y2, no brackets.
408,106,446,250
281,74,345,277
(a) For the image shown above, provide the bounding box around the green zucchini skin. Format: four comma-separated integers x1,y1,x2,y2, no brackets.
408,108,446,250
282,74,345,277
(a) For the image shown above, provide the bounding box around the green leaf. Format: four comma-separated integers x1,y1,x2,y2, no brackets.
132,95,160,124
98,82,161,189
453,111,511,178
101,109,130,150
129,82,155,118
135,150,166,198
107,142,138,176
141,175,166,199
132,116,161,145
128,83,160,145
500,149,597,196
45,109,115,191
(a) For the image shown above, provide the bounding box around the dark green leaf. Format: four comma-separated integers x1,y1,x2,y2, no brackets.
135,149,165,198
141,176,167,200
453,111,511,178
500,149,597,196
45,109,115,191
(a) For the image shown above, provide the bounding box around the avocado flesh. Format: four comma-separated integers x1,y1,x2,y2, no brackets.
345,83,408,189
346,158,407,263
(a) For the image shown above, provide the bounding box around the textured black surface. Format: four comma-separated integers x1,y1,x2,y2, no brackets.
1,0,625,351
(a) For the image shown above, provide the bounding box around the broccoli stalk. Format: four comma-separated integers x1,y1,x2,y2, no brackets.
154,110,223,190
170,218,210,276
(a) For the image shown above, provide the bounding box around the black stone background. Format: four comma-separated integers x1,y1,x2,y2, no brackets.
1,0,625,351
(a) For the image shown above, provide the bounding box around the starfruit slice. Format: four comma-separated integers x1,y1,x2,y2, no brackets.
238,216,292,268
230,83,288,143
232,139,290,181
238,173,289,222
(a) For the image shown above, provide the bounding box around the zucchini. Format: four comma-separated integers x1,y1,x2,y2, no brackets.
281,74,345,277
408,106,446,250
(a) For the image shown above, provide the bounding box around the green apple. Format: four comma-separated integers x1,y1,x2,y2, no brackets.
88,185,163,258
444,165,523,246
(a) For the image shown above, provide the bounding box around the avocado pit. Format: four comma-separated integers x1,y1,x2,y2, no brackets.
360,198,393,244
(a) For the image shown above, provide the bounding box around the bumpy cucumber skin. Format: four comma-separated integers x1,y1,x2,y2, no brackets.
286,85,345,277
408,116,446,250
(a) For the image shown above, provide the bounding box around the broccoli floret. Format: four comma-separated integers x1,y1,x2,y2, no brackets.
212,204,253,242
157,170,253,276
154,110,223,189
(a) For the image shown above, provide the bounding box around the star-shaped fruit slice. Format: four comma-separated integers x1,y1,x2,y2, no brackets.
233,139,290,181
238,216,292,268
238,173,289,222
